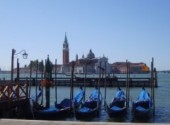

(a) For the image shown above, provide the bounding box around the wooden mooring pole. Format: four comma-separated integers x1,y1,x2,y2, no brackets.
104,61,107,107
70,61,75,105
29,61,32,98
151,57,155,115
40,60,44,105
126,60,130,108
154,68,158,87
153,68,156,115
97,61,101,111
55,59,57,104
83,62,87,102
35,60,38,103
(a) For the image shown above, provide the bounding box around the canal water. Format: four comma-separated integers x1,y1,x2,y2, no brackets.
0,72,170,123
29,73,170,123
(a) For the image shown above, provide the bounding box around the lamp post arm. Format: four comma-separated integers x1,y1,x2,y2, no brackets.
14,50,26,55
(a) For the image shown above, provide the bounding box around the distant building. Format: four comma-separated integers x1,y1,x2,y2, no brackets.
58,33,111,74
16,33,150,75
130,63,150,73
112,62,149,74
61,33,70,73
59,34,150,74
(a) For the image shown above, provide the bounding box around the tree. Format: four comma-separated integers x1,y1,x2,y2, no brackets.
39,60,44,73
28,60,45,72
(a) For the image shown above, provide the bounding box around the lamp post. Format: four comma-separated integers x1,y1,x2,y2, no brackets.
11,48,28,82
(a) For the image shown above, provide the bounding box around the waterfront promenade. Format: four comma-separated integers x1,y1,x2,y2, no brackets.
0,119,168,125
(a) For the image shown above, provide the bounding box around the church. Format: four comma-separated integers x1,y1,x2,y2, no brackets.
59,33,111,74
56,33,149,74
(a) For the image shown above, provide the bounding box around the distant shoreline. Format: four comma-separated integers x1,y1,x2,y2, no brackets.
158,70,170,73
0,70,10,74
1,70,170,73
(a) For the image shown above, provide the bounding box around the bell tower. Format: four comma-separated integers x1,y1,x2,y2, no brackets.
63,33,69,65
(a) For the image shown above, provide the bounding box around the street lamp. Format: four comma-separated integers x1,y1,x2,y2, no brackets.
11,48,28,82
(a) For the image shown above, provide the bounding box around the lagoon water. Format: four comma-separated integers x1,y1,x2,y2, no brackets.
1,72,170,123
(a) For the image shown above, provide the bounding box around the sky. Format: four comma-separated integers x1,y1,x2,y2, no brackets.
0,0,170,71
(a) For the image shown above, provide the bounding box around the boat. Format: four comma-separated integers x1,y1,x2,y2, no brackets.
75,100,100,119
132,100,152,119
32,82,73,120
31,57,74,120
75,86,102,120
33,86,85,120
33,98,72,120
132,87,152,119
105,87,127,117
106,99,126,117
31,78,73,120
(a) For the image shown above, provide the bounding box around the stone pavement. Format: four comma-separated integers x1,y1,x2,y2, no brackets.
0,119,168,125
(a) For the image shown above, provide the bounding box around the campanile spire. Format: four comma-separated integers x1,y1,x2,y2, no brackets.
63,32,69,65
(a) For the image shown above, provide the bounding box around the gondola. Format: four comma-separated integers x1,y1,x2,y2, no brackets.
75,99,101,119
31,58,74,120
32,87,85,120
75,86,102,120
132,100,152,119
34,87,85,120
106,98,126,117
33,98,72,120
132,87,152,119
105,87,127,117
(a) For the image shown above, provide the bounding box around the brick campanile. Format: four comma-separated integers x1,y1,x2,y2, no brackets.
63,33,69,65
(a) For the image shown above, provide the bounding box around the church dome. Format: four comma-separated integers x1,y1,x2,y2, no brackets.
87,49,95,59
